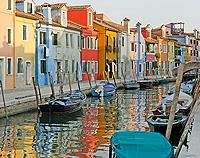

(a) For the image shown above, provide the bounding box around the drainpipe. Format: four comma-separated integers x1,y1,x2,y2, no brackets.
13,5,16,88
136,22,141,78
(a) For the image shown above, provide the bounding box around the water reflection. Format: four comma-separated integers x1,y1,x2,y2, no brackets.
0,85,171,158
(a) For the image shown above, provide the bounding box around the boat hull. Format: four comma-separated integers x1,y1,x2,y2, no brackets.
123,81,140,90
110,131,174,158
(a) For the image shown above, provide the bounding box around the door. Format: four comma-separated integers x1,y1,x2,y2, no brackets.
26,62,31,85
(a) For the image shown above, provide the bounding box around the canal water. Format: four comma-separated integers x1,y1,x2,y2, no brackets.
0,84,176,158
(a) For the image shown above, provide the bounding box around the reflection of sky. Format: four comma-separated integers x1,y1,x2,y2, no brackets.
0,85,172,158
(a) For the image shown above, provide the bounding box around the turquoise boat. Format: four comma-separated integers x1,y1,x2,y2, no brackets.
109,131,174,158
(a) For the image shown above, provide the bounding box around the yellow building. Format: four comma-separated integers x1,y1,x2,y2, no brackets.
185,45,192,62
15,10,38,88
94,16,118,80
167,39,176,76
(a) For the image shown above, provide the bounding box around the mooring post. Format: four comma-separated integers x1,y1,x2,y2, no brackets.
165,64,185,140
112,71,117,87
48,72,55,98
0,80,8,119
93,72,97,87
86,71,92,89
104,71,109,81
67,70,72,93
32,77,39,106
76,70,81,91
37,82,42,104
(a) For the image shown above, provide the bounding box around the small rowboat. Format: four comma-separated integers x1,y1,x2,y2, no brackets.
109,131,174,158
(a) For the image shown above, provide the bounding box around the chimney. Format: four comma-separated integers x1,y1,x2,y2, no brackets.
123,17,130,33
41,3,52,24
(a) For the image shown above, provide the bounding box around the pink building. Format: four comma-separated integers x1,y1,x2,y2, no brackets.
0,0,15,89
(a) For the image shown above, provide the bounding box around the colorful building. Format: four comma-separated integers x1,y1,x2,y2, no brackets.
132,22,146,78
142,24,158,76
94,14,118,80
0,0,15,89
68,5,99,81
15,0,38,88
35,3,82,85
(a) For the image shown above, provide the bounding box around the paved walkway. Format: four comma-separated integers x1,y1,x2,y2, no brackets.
0,79,123,108
179,106,200,158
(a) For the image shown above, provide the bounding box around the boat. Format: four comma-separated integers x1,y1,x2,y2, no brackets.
138,79,154,89
147,114,187,145
91,81,117,97
151,91,193,116
158,78,169,84
123,80,140,90
39,91,86,113
109,131,174,158
168,80,195,95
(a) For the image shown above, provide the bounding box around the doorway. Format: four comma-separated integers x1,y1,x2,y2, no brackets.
25,62,31,85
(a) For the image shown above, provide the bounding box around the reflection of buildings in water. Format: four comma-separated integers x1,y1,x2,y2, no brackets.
128,96,136,130
0,124,36,158
35,119,83,157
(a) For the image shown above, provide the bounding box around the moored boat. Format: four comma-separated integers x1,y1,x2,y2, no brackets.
91,81,116,97
138,80,154,89
109,131,174,158
147,114,187,135
123,80,140,90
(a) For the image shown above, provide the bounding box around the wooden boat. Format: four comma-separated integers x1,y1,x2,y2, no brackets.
91,81,116,97
109,131,174,158
39,91,86,113
123,80,140,90
138,79,154,89
168,80,195,95
151,91,193,116
158,78,169,84
147,114,187,138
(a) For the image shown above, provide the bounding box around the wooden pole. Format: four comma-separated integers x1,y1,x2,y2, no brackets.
86,71,92,89
37,83,42,104
165,64,185,139
93,72,98,87
67,70,72,93
0,80,8,119
76,70,81,91
112,71,117,87
58,69,63,96
48,72,55,98
104,71,109,81
32,77,39,106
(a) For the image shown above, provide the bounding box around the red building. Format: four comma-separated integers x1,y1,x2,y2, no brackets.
68,5,99,81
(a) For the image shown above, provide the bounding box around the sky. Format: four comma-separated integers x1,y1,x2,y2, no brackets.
36,0,199,32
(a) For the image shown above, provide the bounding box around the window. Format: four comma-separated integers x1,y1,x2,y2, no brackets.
66,33,69,47
7,28,12,44
81,36,85,49
139,64,142,72
7,58,12,75
95,38,98,50
142,45,144,52
191,50,193,56
40,60,46,74
27,2,33,13
17,58,24,73
82,61,87,73
72,60,74,73
52,33,58,45
194,50,196,56
190,39,193,44
22,25,28,40
134,44,137,52
7,0,12,10
87,37,90,49
113,37,116,48
122,37,124,47
65,60,68,72
88,12,92,26
40,32,46,45
106,35,109,46
77,35,80,49
131,43,134,51
95,62,98,73
70,34,73,48
87,61,91,73
91,37,93,50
